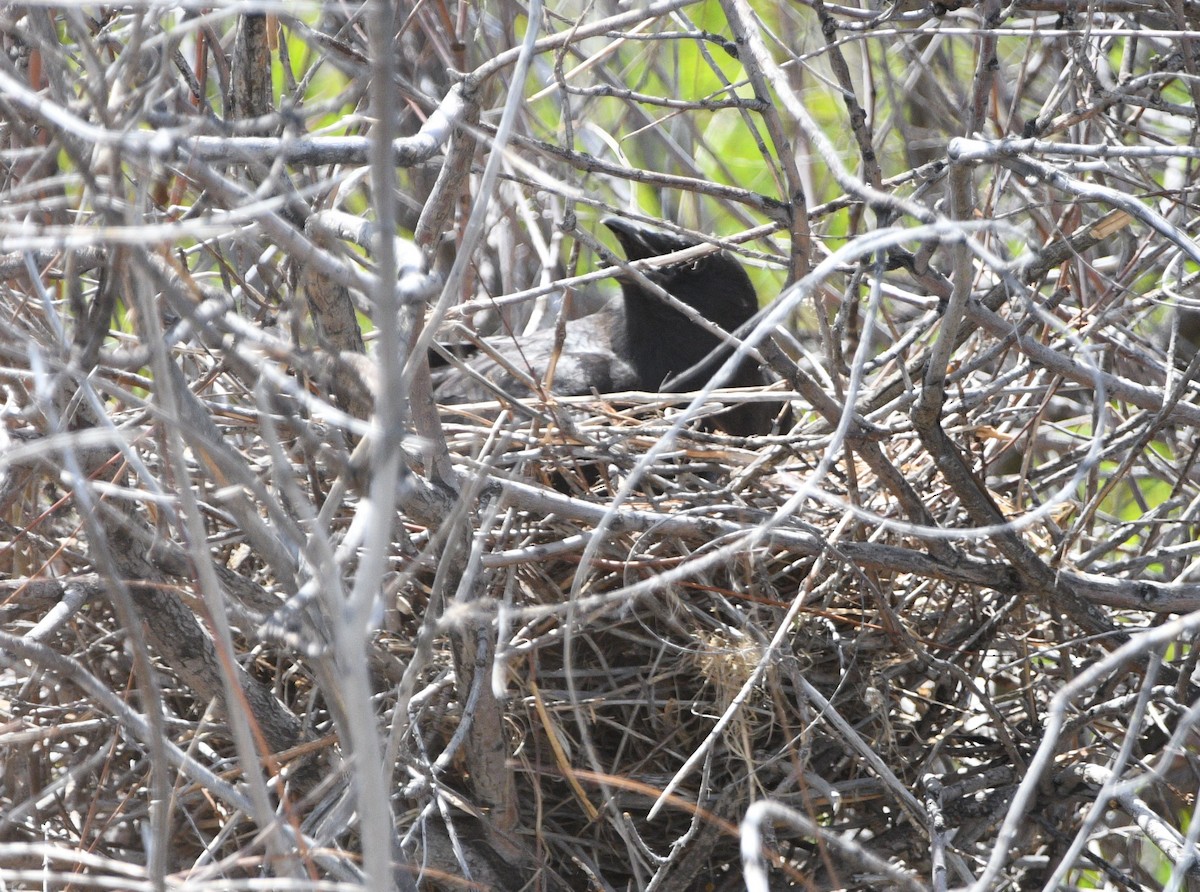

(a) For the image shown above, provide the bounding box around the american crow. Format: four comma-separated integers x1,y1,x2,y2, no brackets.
434,217,777,436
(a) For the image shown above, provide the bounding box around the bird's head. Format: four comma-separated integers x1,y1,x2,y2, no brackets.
602,217,759,334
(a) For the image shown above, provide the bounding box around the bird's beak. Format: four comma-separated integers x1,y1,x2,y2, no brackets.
602,216,654,263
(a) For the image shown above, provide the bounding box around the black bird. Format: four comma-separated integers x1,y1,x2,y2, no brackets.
434,217,777,436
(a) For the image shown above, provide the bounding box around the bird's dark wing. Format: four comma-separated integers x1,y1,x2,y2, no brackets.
433,305,638,404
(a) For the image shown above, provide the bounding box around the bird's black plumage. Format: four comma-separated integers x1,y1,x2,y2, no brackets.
434,218,776,436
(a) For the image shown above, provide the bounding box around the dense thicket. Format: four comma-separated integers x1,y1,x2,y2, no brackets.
3,2,1200,890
